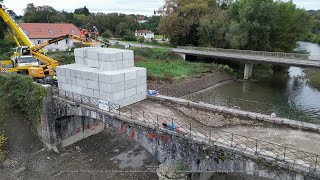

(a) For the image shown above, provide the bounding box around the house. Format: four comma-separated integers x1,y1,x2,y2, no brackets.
137,16,148,24
19,23,81,52
135,30,154,40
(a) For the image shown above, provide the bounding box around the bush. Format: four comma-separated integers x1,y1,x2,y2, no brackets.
123,35,137,41
0,75,47,125
101,30,112,38
132,47,178,60
223,65,234,74
137,37,145,43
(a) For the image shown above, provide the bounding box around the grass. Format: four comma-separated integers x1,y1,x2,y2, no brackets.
0,133,6,161
132,47,222,80
305,68,320,90
154,35,165,39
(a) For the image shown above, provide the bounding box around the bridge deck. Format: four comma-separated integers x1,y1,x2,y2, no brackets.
173,48,320,68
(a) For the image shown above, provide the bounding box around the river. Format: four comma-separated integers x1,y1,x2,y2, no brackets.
191,42,320,124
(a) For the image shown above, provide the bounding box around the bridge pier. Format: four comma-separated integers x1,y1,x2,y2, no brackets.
244,63,253,80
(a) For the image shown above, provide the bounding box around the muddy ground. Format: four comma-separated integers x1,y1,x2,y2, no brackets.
0,112,160,180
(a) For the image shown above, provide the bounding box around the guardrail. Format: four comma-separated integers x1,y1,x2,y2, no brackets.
177,46,310,60
52,89,320,173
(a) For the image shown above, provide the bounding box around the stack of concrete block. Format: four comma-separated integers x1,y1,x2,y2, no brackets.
56,47,147,106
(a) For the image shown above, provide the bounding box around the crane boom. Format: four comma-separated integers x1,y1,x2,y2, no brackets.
0,4,33,46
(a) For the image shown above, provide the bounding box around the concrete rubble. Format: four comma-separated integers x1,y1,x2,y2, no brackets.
56,47,147,106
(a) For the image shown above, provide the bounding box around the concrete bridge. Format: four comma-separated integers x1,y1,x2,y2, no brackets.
173,47,320,79
39,89,320,180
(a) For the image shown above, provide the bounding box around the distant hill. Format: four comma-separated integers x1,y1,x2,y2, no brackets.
307,10,320,16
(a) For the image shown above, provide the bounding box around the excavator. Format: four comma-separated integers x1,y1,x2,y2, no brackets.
0,3,107,84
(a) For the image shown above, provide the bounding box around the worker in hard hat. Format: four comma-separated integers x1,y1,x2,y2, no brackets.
53,73,58,86
93,25,98,40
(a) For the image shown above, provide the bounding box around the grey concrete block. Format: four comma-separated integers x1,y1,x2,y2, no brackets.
136,92,147,101
128,59,134,67
137,84,147,94
59,67,66,76
70,69,76,77
125,79,137,89
83,88,94,97
65,69,71,77
136,68,147,78
86,49,99,60
65,77,72,84
74,48,84,57
93,90,100,99
99,91,113,101
71,77,77,85
87,80,99,90
123,50,134,60
75,56,85,65
117,60,123,69
113,91,125,101
123,60,129,68
85,58,100,68
59,75,66,83
77,78,87,88
112,82,125,92
137,76,147,86
58,82,64,90
99,82,111,93
125,70,137,81
99,73,112,84
64,84,72,92
55,67,61,75
99,61,117,71
111,73,125,83
72,85,83,94
124,95,137,106
98,51,117,62
125,87,136,98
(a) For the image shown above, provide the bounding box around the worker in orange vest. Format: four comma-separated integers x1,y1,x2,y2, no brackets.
80,28,89,42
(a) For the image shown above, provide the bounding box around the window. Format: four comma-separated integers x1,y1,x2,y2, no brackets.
71,30,76,35
49,30,54,36
55,42,59,45
59,29,63,32
65,39,69,44
145,33,147,35
37,40,42,44
140,33,143,35
38,29,41,32
23,30,29,36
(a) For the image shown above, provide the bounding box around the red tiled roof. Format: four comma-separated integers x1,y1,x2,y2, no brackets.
136,30,153,34
19,23,81,39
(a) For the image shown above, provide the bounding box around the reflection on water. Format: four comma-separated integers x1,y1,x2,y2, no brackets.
192,42,320,124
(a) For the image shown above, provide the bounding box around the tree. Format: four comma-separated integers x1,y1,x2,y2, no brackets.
74,6,90,16
116,22,129,37
23,3,59,23
140,16,161,34
158,0,213,46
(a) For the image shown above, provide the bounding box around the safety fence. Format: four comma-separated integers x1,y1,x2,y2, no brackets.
177,46,309,60
52,89,320,173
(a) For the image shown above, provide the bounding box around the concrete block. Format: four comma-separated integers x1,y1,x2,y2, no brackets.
85,58,100,68
65,77,72,84
128,59,134,67
72,85,83,94
123,60,129,68
137,76,147,86
113,91,125,101
64,84,72,92
93,90,100,99
83,88,94,97
59,67,66,76
123,50,134,60
116,52,123,61
112,82,125,92
99,61,117,71
70,69,76,77
71,77,77,85
86,49,99,60
137,84,147,94
65,68,71,77
124,95,137,106
136,92,147,101
125,87,136,98
59,75,66,83
111,73,125,83
58,82,64,90
125,79,137,89
55,67,61,75
99,82,111,93
87,80,99,90
99,73,112,84
117,60,123,69
125,70,137,81
77,78,87,88
136,68,147,78
99,91,113,101
74,48,84,57
98,51,117,62
75,56,85,65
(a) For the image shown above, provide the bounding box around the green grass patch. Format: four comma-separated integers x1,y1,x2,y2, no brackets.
154,35,164,39
132,48,222,80
305,68,320,90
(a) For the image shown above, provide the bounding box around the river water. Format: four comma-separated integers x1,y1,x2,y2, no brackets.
192,42,320,124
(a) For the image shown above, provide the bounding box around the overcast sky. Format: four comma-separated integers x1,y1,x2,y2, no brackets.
3,0,320,16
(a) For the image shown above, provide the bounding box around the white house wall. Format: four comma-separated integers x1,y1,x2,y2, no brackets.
32,38,78,52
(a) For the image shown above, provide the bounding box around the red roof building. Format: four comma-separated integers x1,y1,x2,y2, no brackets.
19,23,81,52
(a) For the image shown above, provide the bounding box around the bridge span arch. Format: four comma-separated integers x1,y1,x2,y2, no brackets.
39,95,320,180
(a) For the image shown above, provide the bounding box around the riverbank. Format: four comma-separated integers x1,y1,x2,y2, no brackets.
305,68,320,90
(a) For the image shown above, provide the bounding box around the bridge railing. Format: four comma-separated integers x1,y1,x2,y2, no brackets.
53,89,320,173
177,46,310,60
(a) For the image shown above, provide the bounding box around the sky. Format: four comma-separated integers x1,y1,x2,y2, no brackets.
2,0,320,16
